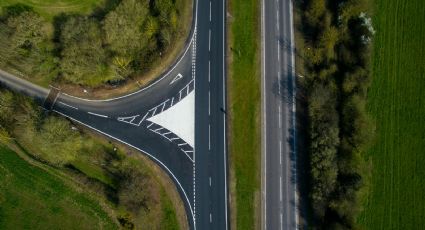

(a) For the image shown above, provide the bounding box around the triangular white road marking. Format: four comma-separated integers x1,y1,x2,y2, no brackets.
148,90,195,147
170,73,183,85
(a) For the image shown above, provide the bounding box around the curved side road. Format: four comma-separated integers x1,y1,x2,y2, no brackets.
0,0,229,228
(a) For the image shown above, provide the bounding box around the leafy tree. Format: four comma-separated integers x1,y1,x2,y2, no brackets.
60,16,116,85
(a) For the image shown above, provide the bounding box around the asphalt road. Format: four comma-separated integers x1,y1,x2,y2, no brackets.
261,0,298,229
0,0,228,229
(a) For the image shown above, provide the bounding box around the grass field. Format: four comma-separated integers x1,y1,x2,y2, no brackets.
358,0,425,229
0,0,104,21
228,0,261,229
0,145,118,230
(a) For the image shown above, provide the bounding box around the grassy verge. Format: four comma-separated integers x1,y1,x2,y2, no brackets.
0,0,104,21
0,88,185,229
227,0,261,229
0,145,118,229
358,0,425,228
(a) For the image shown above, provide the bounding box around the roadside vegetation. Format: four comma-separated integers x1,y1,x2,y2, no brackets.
0,0,189,88
358,0,425,229
0,87,184,229
228,0,261,229
0,145,117,230
296,0,375,228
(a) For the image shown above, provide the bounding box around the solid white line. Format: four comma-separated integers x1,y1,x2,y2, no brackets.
222,0,229,228
59,102,78,110
88,112,108,118
289,0,299,226
52,110,195,226
261,0,267,227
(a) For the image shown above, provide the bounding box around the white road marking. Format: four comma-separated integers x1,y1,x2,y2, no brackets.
137,113,149,126
209,30,211,51
280,176,282,202
52,110,195,225
170,73,183,85
209,1,212,22
209,177,212,186
208,91,211,116
208,124,211,150
279,105,282,128
222,0,228,225
88,112,108,118
59,102,78,110
261,0,268,226
280,141,282,165
210,213,212,223
208,61,211,83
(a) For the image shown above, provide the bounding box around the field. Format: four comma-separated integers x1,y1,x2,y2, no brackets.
228,0,261,229
358,0,425,229
0,0,104,21
0,145,117,230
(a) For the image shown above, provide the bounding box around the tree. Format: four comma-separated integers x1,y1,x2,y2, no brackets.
60,16,116,85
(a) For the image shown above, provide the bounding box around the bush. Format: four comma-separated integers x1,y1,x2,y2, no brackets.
300,0,375,228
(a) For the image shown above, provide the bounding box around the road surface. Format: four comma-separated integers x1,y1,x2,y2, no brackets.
261,0,298,229
0,0,228,229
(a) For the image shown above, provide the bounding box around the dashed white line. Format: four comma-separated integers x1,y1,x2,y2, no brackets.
209,177,212,187
208,61,211,83
59,102,78,110
209,30,211,51
280,176,282,202
88,112,108,118
210,213,212,223
208,91,211,116
208,124,211,150
280,141,282,165
209,1,212,22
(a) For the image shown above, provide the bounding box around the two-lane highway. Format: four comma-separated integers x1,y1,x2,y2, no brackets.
195,0,228,229
262,0,298,229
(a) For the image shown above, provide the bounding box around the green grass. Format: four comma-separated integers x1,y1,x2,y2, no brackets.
0,0,105,21
228,0,261,228
358,0,425,229
71,159,116,188
159,189,180,230
0,145,118,230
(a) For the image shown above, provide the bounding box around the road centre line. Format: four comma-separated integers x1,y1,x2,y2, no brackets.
280,176,282,202
208,91,211,115
88,112,108,118
59,102,78,110
209,30,211,51
208,124,211,150
280,141,282,165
